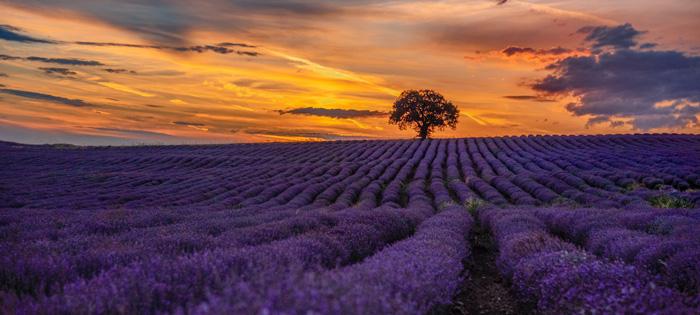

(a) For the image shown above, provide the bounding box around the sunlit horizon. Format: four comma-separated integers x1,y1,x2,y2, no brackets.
1,0,699,145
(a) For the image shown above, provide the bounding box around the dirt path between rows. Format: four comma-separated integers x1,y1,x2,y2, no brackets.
438,224,535,315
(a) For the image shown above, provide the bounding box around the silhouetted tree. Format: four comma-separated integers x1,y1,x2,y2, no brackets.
389,89,459,139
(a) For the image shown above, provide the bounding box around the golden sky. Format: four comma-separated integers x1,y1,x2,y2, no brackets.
0,0,699,144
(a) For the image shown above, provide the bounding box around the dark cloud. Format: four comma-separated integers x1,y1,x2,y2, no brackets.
3,2,192,45
609,121,625,128
502,46,536,55
496,0,509,5
0,54,22,61
577,23,644,49
0,88,94,107
503,95,555,102
103,68,137,74
92,127,175,138
74,41,259,56
173,121,205,127
172,45,232,54
236,51,260,57
0,24,55,43
26,56,104,66
276,107,387,119
230,0,345,16
0,1,382,47
532,49,700,130
0,23,257,56
243,128,365,141
584,115,613,128
501,46,572,56
74,41,159,49
639,42,658,49
217,42,257,48
0,73,8,77
39,67,77,76
1,54,104,66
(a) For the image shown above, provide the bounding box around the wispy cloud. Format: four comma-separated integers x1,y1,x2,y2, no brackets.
92,127,175,138
97,82,155,97
173,121,205,127
1,23,259,56
39,67,77,76
75,41,259,56
27,56,103,66
577,23,644,50
0,88,94,107
103,68,137,74
503,95,555,102
1,53,104,66
0,24,54,43
232,79,306,92
276,107,387,119
217,42,257,48
243,128,366,141
501,46,572,57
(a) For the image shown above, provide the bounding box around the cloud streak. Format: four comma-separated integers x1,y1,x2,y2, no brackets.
503,95,555,102
39,67,77,76
1,23,259,56
0,88,94,107
103,68,137,74
501,46,572,57
243,128,365,141
92,127,175,138
0,24,55,43
75,41,259,56
577,23,644,49
173,121,205,127
1,54,104,66
276,107,387,119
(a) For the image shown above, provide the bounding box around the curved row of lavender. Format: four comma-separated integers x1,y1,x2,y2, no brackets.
1,134,699,314
481,207,699,313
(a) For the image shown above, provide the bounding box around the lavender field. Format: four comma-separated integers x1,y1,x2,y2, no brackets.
1,134,700,314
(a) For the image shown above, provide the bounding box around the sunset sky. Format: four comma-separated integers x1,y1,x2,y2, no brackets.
0,0,699,144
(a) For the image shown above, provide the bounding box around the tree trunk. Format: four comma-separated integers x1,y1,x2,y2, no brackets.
419,125,429,140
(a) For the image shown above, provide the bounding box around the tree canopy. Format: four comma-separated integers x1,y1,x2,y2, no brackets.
389,89,459,139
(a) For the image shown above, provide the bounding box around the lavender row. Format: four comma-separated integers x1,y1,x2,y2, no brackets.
533,207,700,294
480,207,698,314
6,206,433,313
188,205,473,314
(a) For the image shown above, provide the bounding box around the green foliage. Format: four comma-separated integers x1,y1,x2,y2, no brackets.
623,182,642,192
464,197,485,214
649,195,695,209
548,197,578,208
438,200,458,210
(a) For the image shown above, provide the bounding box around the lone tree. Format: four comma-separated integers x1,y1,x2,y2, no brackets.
389,89,459,139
